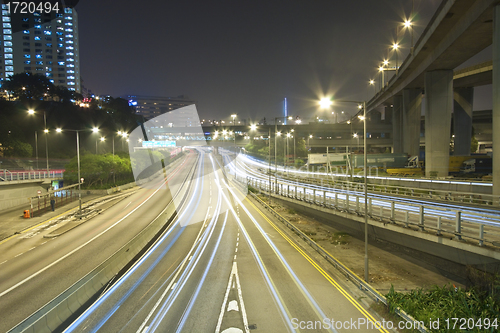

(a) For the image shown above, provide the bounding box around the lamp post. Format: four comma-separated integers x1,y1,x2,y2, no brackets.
231,114,237,126
28,109,49,174
56,127,99,217
320,98,369,282
392,43,399,74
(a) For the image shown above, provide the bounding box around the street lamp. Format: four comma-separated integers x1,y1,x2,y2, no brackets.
27,109,49,174
321,98,369,282
56,127,99,218
392,43,399,74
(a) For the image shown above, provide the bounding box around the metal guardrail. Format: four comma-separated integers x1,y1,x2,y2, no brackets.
277,173,499,207
246,187,428,333
0,169,64,182
245,176,500,248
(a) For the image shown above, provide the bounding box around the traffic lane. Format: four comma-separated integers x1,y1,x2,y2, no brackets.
66,155,220,332
0,156,196,332
234,190,383,332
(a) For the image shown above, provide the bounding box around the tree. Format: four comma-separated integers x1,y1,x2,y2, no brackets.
2,73,54,101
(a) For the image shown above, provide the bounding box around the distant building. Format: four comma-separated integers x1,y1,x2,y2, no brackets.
126,95,196,120
0,4,81,92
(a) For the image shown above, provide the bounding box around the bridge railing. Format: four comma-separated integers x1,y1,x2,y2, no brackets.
276,173,498,207
0,169,64,181
244,176,500,248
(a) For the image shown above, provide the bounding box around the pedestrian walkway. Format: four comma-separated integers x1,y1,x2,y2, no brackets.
0,194,104,241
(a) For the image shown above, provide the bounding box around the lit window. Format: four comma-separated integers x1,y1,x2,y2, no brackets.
46,67,52,71
34,36,41,40
3,29,11,34
34,24,41,29
67,64,74,67
68,81,75,85
33,12,41,17
3,41,12,46
66,58,74,62
24,54,31,58
2,10,8,15
36,54,42,59
56,20,62,24
67,70,74,73
2,17,10,22
67,52,74,56
36,61,43,65
4,60,12,65
3,35,12,40
66,40,73,44
24,60,31,64
49,79,54,83
46,73,53,77
5,66,13,71
3,23,11,28
44,30,51,35
64,8,73,14
58,43,63,47
58,61,64,65
6,72,14,77
65,34,73,38
65,28,73,32
56,31,63,35
65,22,72,26
4,47,12,52
5,54,12,59
66,46,73,50
23,30,30,34
67,75,74,79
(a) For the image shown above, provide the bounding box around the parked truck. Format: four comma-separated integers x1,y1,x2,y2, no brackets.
460,157,492,175
386,155,475,176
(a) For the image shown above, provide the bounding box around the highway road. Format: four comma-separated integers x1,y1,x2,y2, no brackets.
61,150,387,333
0,152,198,332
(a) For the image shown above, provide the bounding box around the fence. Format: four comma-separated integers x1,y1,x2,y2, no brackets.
28,184,79,218
0,169,64,182
243,176,500,248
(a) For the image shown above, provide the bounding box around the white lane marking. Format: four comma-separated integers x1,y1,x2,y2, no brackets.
228,300,239,312
234,255,237,260
188,256,193,261
171,282,177,290
14,253,24,258
235,248,238,253
41,241,47,245
236,242,239,247
141,326,149,333
0,181,166,298
216,262,249,333
0,260,7,265
125,201,132,209
27,247,36,252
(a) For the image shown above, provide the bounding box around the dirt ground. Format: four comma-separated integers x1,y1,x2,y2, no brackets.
263,196,464,295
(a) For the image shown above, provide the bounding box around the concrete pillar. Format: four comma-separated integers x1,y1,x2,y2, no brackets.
393,95,403,153
402,89,422,157
425,70,453,177
453,87,473,156
493,5,500,196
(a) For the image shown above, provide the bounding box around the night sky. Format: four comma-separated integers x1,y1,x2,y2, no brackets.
76,0,491,122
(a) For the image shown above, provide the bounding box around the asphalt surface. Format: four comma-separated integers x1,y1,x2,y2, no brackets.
64,150,386,333
0,153,197,332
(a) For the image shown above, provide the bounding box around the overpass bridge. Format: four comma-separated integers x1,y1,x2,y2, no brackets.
365,0,500,194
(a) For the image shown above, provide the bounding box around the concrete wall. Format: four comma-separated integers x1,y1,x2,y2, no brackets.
0,181,47,211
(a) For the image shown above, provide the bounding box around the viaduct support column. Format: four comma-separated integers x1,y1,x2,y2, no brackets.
453,87,473,156
425,70,453,177
402,89,421,157
393,95,403,153
493,5,500,196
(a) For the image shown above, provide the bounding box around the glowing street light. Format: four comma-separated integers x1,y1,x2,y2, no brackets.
250,124,257,131
319,97,333,109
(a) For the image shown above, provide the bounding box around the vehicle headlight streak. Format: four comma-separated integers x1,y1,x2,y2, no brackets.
210,154,337,333
65,153,207,332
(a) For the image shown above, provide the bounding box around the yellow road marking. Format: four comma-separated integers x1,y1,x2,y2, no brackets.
243,195,390,333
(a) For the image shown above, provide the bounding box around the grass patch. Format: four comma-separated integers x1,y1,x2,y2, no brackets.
385,283,500,332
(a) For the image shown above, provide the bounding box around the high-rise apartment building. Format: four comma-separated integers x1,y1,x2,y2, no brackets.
0,3,80,92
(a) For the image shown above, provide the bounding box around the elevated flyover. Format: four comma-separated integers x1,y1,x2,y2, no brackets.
366,0,499,189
